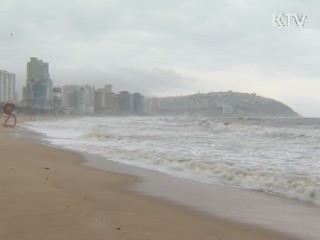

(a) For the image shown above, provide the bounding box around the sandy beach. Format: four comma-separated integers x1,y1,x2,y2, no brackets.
0,125,293,240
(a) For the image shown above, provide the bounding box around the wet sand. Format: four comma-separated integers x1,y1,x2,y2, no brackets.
85,154,320,240
0,125,293,240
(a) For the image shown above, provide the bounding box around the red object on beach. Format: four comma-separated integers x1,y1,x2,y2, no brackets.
3,103,15,115
3,103,17,128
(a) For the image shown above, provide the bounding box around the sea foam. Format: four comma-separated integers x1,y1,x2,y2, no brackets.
23,116,320,205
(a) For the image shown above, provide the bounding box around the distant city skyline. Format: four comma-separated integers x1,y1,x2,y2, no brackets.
0,0,319,116
0,60,302,118
0,57,312,117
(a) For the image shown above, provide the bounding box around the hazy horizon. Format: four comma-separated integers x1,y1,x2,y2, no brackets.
1,0,319,116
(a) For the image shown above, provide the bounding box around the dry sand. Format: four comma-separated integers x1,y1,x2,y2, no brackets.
0,126,293,240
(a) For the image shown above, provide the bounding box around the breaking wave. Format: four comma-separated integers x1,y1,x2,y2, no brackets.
23,116,320,205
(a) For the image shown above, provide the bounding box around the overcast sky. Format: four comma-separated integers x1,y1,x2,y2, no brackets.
0,0,319,116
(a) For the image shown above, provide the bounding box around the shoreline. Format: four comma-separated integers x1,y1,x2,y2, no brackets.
0,124,296,240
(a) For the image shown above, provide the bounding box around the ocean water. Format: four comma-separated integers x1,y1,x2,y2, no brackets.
23,116,320,205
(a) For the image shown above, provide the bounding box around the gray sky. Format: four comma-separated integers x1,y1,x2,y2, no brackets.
0,0,319,116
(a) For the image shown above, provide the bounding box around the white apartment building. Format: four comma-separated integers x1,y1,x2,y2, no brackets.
62,85,94,114
0,70,16,103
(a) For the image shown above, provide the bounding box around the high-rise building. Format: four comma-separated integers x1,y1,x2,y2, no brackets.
118,91,133,114
132,93,145,114
104,84,112,92
105,92,118,113
62,85,94,114
52,87,62,113
94,84,113,113
146,97,160,114
23,57,53,110
0,70,16,103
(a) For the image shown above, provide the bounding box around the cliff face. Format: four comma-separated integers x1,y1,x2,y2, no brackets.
158,92,299,117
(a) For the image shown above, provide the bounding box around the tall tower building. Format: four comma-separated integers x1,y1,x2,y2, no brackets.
23,57,53,109
0,70,16,103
